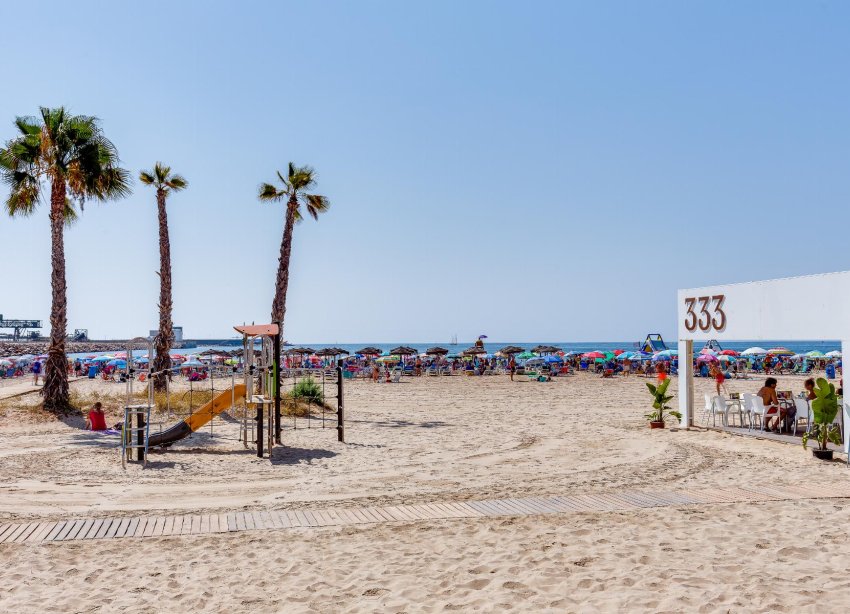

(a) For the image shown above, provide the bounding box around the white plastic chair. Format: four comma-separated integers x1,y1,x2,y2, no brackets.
716,394,744,427
749,395,779,431
702,393,715,426
742,393,756,429
793,398,811,436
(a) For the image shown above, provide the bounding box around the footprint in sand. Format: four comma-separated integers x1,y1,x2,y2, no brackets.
362,587,389,597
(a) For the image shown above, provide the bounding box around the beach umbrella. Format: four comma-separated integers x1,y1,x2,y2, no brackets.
741,347,768,355
806,350,825,358
720,350,739,356
425,347,449,355
0,359,12,367
699,348,718,356
766,347,794,356
356,347,382,356
825,350,842,358
90,356,111,363
285,347,316,356
107,359,127,368
315,348,341,357
718,355,735,363
696,354,719,363
376,355,398,363
182,359,204,367
462,346,487,356
544,355,563,363
389,346,418,356
613,349,626,356
498,345,525,355
582,351,605,359
531,345,561,354
617,351,635,360
517,351,535,359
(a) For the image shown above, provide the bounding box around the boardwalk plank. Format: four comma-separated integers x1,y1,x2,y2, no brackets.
125,518,140,539
71,519,95,541
22,522,49,543
7,522,38,544
133,518,148,538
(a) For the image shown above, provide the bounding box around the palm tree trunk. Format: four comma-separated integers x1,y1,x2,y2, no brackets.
42,177,70,413
153,189,173,392
271,195,297,330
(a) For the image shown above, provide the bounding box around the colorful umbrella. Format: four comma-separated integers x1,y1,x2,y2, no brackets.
741,347,768,356
766,347,794,356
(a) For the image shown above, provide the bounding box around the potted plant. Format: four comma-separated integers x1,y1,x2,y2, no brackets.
645,379,681,429
802,377,841,460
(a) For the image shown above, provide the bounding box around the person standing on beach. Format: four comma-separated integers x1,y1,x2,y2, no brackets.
508,355,516,381
32,359,42,386
656,361,667,384
710,363,725,396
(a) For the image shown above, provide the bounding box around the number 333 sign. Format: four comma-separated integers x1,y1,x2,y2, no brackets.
683,295,726,333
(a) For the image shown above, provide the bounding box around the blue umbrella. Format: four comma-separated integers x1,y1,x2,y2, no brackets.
544,355,563,363
107,359,127,368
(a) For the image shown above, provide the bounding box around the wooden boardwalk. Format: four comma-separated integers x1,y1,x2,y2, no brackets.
2,482,849,547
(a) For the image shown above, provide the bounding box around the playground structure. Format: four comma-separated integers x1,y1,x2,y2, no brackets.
0,315,42,341
637,333,668,353
120,322,344,467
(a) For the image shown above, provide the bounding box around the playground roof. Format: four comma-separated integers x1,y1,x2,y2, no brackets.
234,324,279,337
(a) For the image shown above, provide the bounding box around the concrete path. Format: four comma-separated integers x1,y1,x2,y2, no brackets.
2,482,849,546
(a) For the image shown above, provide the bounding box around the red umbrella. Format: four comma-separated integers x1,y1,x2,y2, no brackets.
613,349,625,356
583,351,605,359
720,350,739,356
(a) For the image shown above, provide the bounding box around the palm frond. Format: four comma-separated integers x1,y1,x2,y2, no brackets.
139,171,155,185
258,182,284,201
166,173,188,191
63,199,78,227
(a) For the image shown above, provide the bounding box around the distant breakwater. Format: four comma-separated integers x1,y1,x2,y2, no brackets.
0,341,134,356
0,339,214,356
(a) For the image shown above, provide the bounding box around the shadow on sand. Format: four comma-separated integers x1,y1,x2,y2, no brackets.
269,445,337,465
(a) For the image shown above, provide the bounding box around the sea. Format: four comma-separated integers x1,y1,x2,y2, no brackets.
66,339,841,359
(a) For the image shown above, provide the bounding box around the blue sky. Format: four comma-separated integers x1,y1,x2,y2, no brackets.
1,1,848,343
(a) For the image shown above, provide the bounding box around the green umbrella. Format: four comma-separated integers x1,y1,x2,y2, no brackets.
517,351,535,359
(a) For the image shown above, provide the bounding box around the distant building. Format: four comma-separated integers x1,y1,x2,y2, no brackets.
149,326,183,342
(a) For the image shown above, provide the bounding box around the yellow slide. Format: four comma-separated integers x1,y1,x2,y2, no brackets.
148,384,247,447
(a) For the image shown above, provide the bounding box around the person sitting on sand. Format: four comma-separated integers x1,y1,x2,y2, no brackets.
758,377,783,432
85,402,107,431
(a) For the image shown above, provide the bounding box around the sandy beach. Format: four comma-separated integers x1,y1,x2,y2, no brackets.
1,372,849,612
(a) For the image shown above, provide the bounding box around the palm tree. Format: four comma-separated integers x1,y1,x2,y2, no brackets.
139,163,187,392
258,163,330,328
0,107,130,412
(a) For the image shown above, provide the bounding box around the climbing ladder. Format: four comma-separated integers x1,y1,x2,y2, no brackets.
122,405,151,468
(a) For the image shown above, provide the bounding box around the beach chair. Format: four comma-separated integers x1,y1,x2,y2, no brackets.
391,368,402,383
792,398,811,435
701,393,715,426
748,395,779,431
